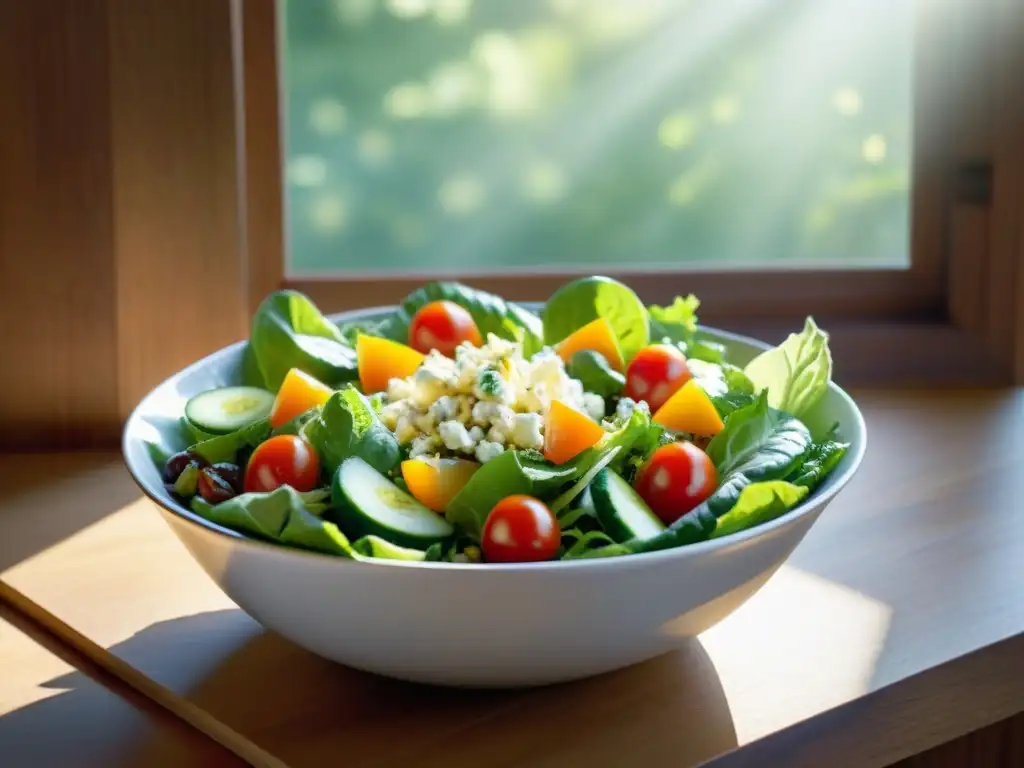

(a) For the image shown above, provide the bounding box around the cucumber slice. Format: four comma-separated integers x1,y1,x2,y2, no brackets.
185,386,274,435
591,469,666,543
332,457,453,548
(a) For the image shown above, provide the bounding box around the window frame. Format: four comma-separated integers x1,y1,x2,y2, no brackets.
237,0,1022,386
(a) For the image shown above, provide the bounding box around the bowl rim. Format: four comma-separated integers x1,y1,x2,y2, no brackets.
122,305,867,572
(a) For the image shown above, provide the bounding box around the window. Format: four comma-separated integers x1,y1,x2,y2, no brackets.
281,0,913,277
234,0,1021,386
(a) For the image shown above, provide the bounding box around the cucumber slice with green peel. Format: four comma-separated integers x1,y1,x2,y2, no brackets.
185,386,275,435
590,468,666,543
331,457,454,548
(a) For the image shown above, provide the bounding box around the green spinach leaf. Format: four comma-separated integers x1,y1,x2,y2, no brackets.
684,338,725,364
191,486,355,557
707,392,811,479
786,439,849,491
542,276,649,362
392,281,544,356
445,450,580,540
567,350,625,398
305,387,400,477
711,481,809,539
744,317,832,418
251,290,358,391
190,418,271,465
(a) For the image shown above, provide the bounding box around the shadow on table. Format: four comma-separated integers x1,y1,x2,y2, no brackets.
1,608,738,768
0,455,140,575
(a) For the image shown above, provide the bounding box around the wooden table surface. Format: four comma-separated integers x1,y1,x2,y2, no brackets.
0,389,1022,767
0,601,245,767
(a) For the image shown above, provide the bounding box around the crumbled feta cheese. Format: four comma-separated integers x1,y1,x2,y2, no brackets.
387,377,413,402
511,413,544,450
379,402,403,430
475,440,505,464
395,414,418,444
380,333,611,461
439,420,474,452
615,397,649,422
582,392,606,422
429,395,460,422
409,434,439,458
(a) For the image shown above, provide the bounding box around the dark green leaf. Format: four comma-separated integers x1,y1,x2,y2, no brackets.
191,486,357,558
251,290,358,391
542,276,649,361
786,440,849,491
190,418,272,465
305,387,401,477
706,392,811,480
393,281,544,356
567,350,625,398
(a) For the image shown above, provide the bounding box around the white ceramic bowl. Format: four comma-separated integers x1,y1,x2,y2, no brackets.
123,306,866,688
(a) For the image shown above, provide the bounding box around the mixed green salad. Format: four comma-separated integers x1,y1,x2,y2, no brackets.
152,276,846,564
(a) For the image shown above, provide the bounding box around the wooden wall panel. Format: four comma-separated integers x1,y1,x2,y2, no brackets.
0,0,247,450
0,0,121,450
108,0,247,417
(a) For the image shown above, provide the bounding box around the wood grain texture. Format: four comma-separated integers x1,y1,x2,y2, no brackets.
890,712,1024,768
239,0,286,317
108,0,247,416
0,601,243,767
0,390,1022,768
0,0,121,450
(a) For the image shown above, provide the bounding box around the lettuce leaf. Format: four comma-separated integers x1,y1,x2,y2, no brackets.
744,317,832,418
648,294,700,342
711,481,809,539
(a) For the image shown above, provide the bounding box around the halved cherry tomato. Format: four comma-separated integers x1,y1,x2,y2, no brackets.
481,495,560,563
244,435,320,493
633,441,717,525
624,344,692,413
409,300,483,357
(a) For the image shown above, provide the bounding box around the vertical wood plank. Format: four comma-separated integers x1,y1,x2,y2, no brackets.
107,0,247,417
0,0,120,450
239,0,286,316
985,0,1024,382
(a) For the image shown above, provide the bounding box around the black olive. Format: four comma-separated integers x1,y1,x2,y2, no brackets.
197,466,237,504
210,462,243,493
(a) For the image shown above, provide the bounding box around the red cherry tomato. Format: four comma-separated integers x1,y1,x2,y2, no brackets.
624,344,692,413
633,441,717,525
481,495,560,563
409,300,483,357
244,435,320,494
